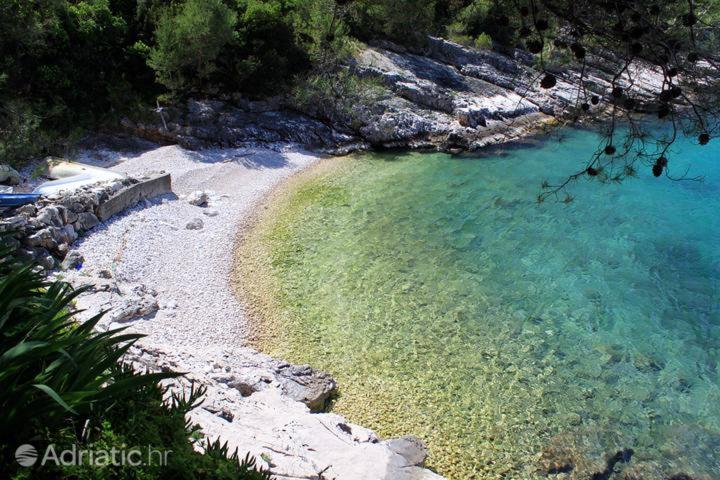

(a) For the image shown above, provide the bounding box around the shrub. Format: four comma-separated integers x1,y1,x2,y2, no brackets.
149,0,238,93
231,0,310,96
0,241,271,479
0,0,158,165
474,33,493,50
291,68,386,130
0,101,48,167
345,0,437,45
447,0,518,47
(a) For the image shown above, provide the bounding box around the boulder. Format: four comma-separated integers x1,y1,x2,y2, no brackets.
275,364,338,412
36,251,56,270
18,247,55,270
456,108,487,128
187,191,209,207
58,224,77,244
186,218,204,230
75,212,100,232
15,204,37,217
0,215,28,233
384,436,429,467
24,228,58,250
36,206,64,228
61,251,84,271
0,165,21,185
107,294,159,323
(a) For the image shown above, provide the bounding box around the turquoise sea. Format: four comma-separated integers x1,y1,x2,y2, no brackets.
242,127,719,479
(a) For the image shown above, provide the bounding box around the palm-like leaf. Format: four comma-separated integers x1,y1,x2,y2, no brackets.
0,239,176,449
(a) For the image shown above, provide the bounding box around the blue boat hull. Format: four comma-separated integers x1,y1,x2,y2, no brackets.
0,194,41,208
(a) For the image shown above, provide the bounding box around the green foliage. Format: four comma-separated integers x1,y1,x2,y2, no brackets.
346,0,438,45
294,0,353,69
0,101,48,167
292,68,386,130
0,0,158,164
231,0,310,95
474,32,493,50
0,243,271,479
148,0,311,96
149,0,237,93
0,249,171,447
446,0,518,46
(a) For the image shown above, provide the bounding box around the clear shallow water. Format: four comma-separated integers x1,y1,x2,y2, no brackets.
241,128,720,479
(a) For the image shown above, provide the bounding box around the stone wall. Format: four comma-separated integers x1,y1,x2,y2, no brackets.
0,173,171,270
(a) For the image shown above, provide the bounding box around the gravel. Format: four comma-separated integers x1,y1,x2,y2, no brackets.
58,142,443,480
63,143,319,347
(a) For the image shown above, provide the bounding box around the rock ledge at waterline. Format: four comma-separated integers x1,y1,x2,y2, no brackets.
122,37,663,155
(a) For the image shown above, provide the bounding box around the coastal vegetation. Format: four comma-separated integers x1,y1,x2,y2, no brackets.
0,241,271,480
2,0,719,175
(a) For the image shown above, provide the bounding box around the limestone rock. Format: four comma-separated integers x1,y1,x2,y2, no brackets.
61,251,84,271
18,247,55,270
58,224,78,244
15,204,37,217
186,218,204,230
24,228,58,250
107,294,159,323
0,215,28,233
36,206,64,228
75,212,100,231
276,363,337,412
0,164,21,185
187,190,209,207
36,251,56,271
457,108,487,128
384,436,429,467
120,36,664,155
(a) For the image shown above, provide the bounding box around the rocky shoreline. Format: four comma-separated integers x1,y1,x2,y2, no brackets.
0,37,668,480
121,37,662,156
15,143,441,480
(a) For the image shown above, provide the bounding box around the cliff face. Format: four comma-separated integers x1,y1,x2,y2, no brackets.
122,37,663,154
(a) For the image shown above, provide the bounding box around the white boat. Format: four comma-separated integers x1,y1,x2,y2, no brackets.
33,160,126,196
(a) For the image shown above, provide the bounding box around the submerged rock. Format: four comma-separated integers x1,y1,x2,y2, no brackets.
124,343,444,480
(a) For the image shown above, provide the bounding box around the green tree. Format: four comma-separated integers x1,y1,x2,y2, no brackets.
149,0,237,93
0,0,156,165
346,0,438,44
230,0,310,96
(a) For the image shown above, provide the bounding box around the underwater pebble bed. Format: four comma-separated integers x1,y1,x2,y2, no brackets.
236,128,719,480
